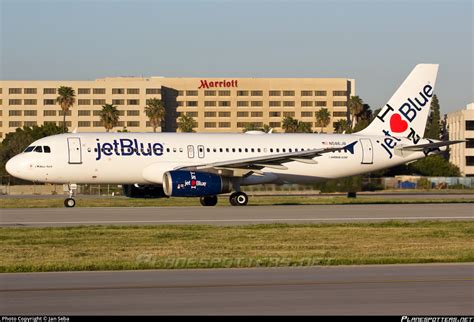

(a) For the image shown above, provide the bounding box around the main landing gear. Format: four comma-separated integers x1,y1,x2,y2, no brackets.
64,184,77,208
229,191,248,206
200,195,218,206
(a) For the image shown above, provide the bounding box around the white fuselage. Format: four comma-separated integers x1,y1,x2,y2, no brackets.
6,132,429,186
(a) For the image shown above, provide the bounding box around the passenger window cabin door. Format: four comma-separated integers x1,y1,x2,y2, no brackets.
197,145,205,158
67,137,82,164
187,145,195,158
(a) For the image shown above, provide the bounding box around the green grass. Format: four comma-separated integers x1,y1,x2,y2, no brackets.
1,221,473,272
1,195,474,208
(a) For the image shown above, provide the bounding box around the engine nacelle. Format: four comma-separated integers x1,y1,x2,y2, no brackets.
122,184,166,198
163,171,232,197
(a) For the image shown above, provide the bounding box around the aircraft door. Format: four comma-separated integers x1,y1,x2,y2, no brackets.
359,138,373,164
197,145,205,158
67,137,82,164
187,145,195,158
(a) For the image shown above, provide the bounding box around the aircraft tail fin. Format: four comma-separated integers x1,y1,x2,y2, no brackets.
358,64,439,140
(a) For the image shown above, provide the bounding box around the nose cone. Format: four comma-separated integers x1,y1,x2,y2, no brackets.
5,157,17,176
5,155,30,180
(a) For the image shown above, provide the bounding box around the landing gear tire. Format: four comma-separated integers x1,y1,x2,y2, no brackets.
200,195,218,206
229,192,248,206
64,198,76,208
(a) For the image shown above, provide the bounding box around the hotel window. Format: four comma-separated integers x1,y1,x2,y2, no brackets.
9,121,22,127
127,99,140,105
58,121,72,127
24,99,37,105
251,90,263,96
93,121,103,127
44,121,56,126
118,121,125,127
204,101,217,107
283,90,295,96
187,101,198,107
177,101,184,107
333,111,347,117
283,101,295,107
465,121,474,131
127,121,140,127
204,122,216,128
186,90,198,96
24,121,36,126
251,101,263,107
78,121,91,127
9,110,22,116
24,110,37,116
466,156,474,166
333,101,347,107
112,88,125,94
301,90,313,96
24,88,37,94
251,112,263,117
93,88,106,94
93,99,106,105
127,88,140,95
333,90,347,96
237,111,249,117
237,90,249,96
269,101,281,107
178,91,184,96
146,88,161,95
219,111,231,117
269,111,281,117
127,110,140,116
218,90,231,96
269,122,281,127
112,99,124,105
78,110,91,116
219,101,230,107
301,112,313,117
283,112,295,117
315,90,327,96
204,90,216,96
59,110,72,116
43,88,57,95
237,101,249,107
204,111,216,117
219,122,230,128
301,101,312,107
118,110,125,116
315,101,327,107
78,99,91,105
237,122,248,128
466,139,474,149
269,90,281,96
78,88,90,95
93,110,101,116
9,88,22,94
186,112,198,117
9,99,22,105
44,110,57,116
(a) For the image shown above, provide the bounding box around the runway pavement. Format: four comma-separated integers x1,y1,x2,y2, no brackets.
1,203,473,227
1,264,472,315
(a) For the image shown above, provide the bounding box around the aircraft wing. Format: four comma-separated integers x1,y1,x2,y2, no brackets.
175,141,358,176
397,140,465,152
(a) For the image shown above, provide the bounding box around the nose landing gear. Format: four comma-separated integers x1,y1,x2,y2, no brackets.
64,184,77,208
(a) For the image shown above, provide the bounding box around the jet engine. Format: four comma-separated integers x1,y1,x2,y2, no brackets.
163,170,232,197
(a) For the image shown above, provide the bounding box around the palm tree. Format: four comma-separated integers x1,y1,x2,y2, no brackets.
333,119,348,133
145,98,165,132
315,108,331,133
281,116,299,133
99,104,120,132
56,86,76,133
348,96,364,129
177,114,196,132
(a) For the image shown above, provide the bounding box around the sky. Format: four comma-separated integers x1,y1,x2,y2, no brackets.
1,0,472,114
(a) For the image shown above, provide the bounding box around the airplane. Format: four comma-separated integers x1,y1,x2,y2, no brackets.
5,64,465,207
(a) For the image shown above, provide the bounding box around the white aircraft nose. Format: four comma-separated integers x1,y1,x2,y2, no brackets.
5,156,17,176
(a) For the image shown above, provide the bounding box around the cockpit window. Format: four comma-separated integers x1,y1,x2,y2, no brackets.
43,146,51,153
34,146,43,153
24,146,35,153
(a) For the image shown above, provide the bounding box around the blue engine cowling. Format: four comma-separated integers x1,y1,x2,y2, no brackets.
163,171,232,197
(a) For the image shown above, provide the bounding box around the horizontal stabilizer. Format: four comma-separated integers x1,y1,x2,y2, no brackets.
397,140,465,152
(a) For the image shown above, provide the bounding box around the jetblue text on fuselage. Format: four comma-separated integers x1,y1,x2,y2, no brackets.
95,139,164,160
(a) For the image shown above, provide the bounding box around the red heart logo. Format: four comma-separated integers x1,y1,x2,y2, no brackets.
390,113,408,133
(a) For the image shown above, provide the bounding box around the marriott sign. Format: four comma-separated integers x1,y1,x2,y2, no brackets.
198,80,238,89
